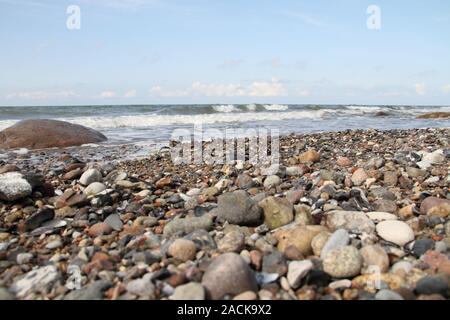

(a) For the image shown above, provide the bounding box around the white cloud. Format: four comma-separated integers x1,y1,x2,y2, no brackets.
124,89,137,98
280,10,323,27
248,78,286,97
415,83,426,95
99,91,116,98
5,90,76,100
151,78,286,98
442,84,450,93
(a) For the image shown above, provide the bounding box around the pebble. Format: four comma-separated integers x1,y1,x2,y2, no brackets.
263,175,281,189
171,282,205,300
326,210,375,234
298,150,320,163
168,239,197,262
11,265,59,298
83,182,107,196
163,214,214,238
0,172,32,201
88,222,112,237
274,225,328,256
46,239,63,250
412,239,435,257
287,260,314,289
375,289,404,300
320,229,350,258
217,230,245,253
64,280,112,300
323,246,363,278
0,288,14,300
216,191,262,226
311,231,331,256
262,251,287,275
360,245,389,273
415,276,448,296
79,168,102,186
351,168,368,186
104,214,123,231
201,253,258,300
233,291,258,300
259,196,294,230
376,220,415,246
16,253,33,264
126,274,155,298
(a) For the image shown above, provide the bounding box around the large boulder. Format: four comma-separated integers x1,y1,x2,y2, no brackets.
0,119,107,150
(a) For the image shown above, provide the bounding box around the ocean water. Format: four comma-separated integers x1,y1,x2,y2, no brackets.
0,104,449,146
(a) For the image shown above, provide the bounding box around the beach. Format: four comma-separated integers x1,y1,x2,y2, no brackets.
0,125,449,300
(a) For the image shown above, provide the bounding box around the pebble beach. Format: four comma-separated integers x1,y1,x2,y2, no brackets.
0,127,449,300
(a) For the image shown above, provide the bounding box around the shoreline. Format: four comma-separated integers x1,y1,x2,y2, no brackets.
0,127,449,300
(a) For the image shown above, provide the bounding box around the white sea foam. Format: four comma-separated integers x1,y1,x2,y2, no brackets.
212,104,239,113
263,104,289,111
245,104,257,111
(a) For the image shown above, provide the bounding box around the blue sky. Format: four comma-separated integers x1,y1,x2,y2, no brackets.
0,0,449,106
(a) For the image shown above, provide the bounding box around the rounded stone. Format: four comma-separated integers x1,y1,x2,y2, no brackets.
360,244,389,273
171,282,205,300
323,246,363,278
412,239,435,257
415,276,448,296
83,182,106,196
311,231,331,257
79,169,102,186
375,289,404,300
320,229,350,259
168,239,197,262
201,253,258,300
376,221,415,247
259,196,294,230
263,175,281,189
218,230,245,253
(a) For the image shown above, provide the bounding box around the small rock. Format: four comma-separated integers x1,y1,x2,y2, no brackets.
126,274,155,298
311,231,331,256
16,253,33,265
360,245,389,273
375,289,404,300
171,282,205,300
336,157,352,167
274,225,328,255
286,166,303,176
320,229,350,258
216,191,262,226
218,230,245,253
298,150,320,163
376,221,415,247
163,214,214,238
287,260,313,289
104,214,123,231
79,168,102,186
415,276,448,296
259,196,294,230
19,207,55,232
326,210,375,234
263,175,281,189
0,288,14,300
202,253,258,300
83,182,106,196
323,246,363,278
65,280,111,300
412,239,435,257
0,172,32,201
168,239,197,262
88,222,112,237
351,168,368,186
262,251,287,276
233,291,258,300
236,174,255,189
372,199,397,213
11,265,59,298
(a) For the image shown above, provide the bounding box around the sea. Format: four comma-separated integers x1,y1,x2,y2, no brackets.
0,104,449,148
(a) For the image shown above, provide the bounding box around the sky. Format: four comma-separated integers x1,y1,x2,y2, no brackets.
0,0,449,106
